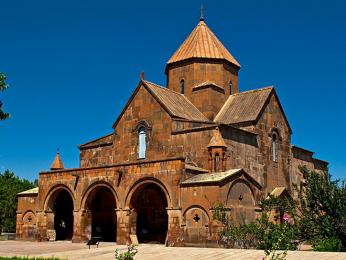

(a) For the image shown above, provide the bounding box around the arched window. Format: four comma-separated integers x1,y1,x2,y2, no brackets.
214,153,220,172
272,133,277,162
180,79,185,94
229,80,233,95
138,127,146,159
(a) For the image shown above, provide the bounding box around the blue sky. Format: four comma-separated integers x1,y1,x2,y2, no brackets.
0,0,345,181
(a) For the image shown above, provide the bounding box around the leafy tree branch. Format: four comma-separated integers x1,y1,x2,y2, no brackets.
0,72,10,120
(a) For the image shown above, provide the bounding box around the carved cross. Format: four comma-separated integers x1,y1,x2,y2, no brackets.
193,214,200,223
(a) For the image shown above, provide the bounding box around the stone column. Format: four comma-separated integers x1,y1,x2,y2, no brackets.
166,208,183,247
73,209,91,242
15,211,23,240
72,210,83,242
36,210,54,241
116,208,131,245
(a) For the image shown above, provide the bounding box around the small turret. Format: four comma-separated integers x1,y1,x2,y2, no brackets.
208,128,227,172
50,150,64,170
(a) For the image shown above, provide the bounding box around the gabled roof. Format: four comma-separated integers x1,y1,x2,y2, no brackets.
79,133,113,150
292,145,314,156
185,164,209,173
214,87,292,133
182,168,242,185
270,187,287,197
112,80,209,128
215,87,273,125
167,19,240,68
144,81,209,122
181,168,262,189
208,128,227,148
18,187,39,196
192,81,224,93
266,187,292,200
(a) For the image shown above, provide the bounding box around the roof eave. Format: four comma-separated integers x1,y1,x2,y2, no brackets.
253,88,293,134
165,57,240,74
79,133,114,149
112,80,144,129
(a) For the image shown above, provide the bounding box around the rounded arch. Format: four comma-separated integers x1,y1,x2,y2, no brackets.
182,205,210,245
127,179,169,244
124,177,172,208
22,210,36,225
22,209,35,216
226,179,256,224
133,119,152,133
43,185,74,240
269,127,282,141
226,179,255,207
183,205,210,221
81,180,118,242
229,80,233,95
80,180,119,210
44,184,76,211
180,79,185,94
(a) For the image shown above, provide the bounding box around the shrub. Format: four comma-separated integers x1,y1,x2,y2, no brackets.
212,203,297,252
221,221,259,249
115,245,138,260
312,237,342,252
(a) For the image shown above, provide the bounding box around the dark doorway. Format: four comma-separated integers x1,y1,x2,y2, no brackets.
53,189,74,240
131,184,168,244
88,187,117,242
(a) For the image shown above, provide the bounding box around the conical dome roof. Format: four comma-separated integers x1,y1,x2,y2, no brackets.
167,19,240,67
50,151,64,170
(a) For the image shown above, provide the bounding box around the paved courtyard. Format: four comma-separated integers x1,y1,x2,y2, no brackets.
0,241,345,260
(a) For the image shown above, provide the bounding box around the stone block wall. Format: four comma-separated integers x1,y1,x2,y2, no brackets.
16,194,38,240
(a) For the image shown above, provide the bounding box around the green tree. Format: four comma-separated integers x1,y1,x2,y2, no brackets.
0,72,10,120
297,166,346,249
0,170,36,233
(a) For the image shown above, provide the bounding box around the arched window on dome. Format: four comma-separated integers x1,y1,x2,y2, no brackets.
229,80,233,95
272,133,277,162
138,127,146,159
214,153,220,172
180,79,185,95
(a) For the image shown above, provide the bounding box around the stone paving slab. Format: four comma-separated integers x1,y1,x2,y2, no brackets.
0,241,346,259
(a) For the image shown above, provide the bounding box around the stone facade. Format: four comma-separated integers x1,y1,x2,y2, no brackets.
16,18,327,246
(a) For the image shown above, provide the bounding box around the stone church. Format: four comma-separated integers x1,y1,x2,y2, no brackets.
16,18,327,246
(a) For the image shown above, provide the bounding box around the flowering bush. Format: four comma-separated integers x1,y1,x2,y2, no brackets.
263,215,291,260
115,244,138,260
